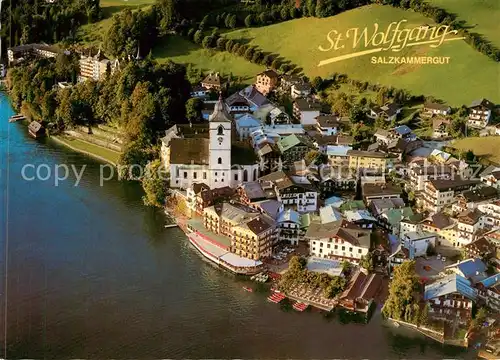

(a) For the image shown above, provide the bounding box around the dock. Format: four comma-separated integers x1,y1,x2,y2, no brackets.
164,223,179,228
9,114,26,123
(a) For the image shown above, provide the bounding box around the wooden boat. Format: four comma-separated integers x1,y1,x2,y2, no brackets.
9,114,26,123
243,286,253,292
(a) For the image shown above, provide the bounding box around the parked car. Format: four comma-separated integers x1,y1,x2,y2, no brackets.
442,256,446,262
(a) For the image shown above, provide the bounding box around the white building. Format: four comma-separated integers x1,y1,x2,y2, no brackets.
293,97,321,125
478,200,500,228
402,231,436,258
468,98,494,128
291,83,312,99
456,209,484,247
169,96,259,189
277,209,302,245
305,220,371,264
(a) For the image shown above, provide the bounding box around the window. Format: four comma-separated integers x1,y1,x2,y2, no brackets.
334,245,338,249
183,172,187,179
358,249,362,254
342,246,345,251
203,172,207,180
327,244,330,249
193,172,197,179
320,243,323,247
217,125,224,135
234,174,238,181
218,157,222,164
349,247,353,252
215,172,218,176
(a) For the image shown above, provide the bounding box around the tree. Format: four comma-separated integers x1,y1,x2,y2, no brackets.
359,253,374,272
280,6,289,21
311,76,323,91
331,97,352,116
244,14,254,27
225,39,235,52
376,88,388,106
202,35,215,48
193,29,203,44
349,105,365,123
472,307,488,328
185,97,203,122
271,58,281,69
142,159,168,207
216,36,227,51
306,0,316,17
227,14,237,28
258,12,267,25
382,261,421,323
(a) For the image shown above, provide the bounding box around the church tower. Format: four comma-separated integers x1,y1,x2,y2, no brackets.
209,95,232,188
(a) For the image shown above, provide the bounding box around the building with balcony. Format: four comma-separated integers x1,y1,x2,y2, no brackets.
468,98,494,128
7,43,61,64
419,179,479,213
402,231,436,258
277,134,314,169
305,220,371,264
478,200,500,229
293,97,322,125
423,102,451,116
362,182,402,205
424,274,477,324
315,115,344,136
456,209,485,247
203,201,276,260
347,150,387,172
452,186,499,214
277,209,302,245
291,82,312,99
201,72,226,91
258,171,318,213
420,212,458,247
78,50,120,82
407,163,452,192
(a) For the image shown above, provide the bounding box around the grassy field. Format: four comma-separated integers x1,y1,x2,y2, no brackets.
153,35,265,82
77,0,154,45
451,136,500,165
225,4,500,106
427,0,500,48
52,136,121,165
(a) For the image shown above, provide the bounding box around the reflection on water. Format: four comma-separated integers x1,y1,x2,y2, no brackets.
0,93,470,358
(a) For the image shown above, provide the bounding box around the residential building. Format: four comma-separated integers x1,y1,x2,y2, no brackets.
186,183,235,216
317,166,356,196
255,69,279,96
280,74,302,90
453,186,498,214
371,199,413,236
388,243,410,275
168,96,259,189
225,93,251,114
463,237,496,259
468,98,494,128
305,220,371,264
201,73,226,91
432,117,451,138
344,210,377,229
445,258,487,284
291,82,312,99
190,85,209,99
368,102,402,122
477,275,500,311
362,183,402,205
315,114,343,136
239,85,270,111
456,209,484,247
319,205,343,224
478,200,500,228
293,97,321,125
402,231,436,258
420,212,458,247
423,102,451,116
277,209,302,245
235,114,261,140
424,274,477,323
258,171,318,213
277,134,314,169
480,166,500,190
255,143,282,175
324,145,352,167
347,150,387,172
407,163,453,192
419,179,479,213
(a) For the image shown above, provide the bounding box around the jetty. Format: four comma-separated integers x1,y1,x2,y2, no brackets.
9,114,26,123
164,223,179,229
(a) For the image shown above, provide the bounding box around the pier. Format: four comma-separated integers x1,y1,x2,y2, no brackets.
9,114,26,123
164,223,179,228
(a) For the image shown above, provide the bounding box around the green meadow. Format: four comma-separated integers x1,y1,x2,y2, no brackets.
154,35,265,82
224,4,500,106
427,0,500,48
77,0,154,45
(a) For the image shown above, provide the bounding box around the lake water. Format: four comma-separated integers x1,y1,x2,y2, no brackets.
0,93,471,358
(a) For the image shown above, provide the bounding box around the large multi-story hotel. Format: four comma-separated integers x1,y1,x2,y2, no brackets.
78,50,120,82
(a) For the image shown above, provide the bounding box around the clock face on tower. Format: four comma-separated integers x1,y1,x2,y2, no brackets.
218,136,223,144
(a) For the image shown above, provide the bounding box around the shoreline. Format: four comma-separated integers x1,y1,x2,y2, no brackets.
50,135,118,166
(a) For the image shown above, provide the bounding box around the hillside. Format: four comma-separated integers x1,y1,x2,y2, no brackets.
77,0,155,45
154,35,265,82
427,0,500,48
225,4,500,106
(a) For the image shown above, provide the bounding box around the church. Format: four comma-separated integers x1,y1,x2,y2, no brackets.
167,96,260,189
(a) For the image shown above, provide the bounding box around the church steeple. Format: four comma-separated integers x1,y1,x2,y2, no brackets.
209,94,232,123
